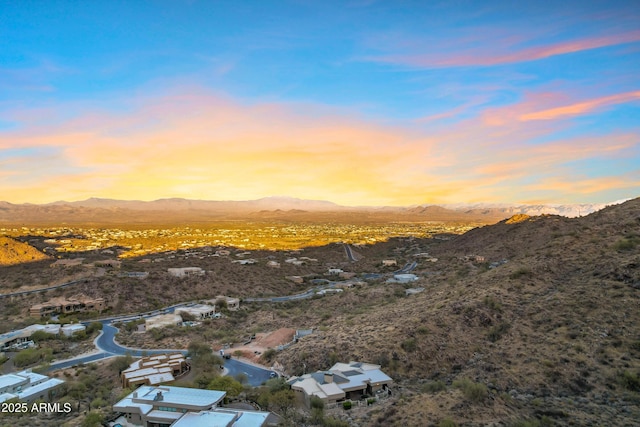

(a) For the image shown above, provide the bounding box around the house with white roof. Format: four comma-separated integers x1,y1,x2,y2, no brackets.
287,361,392,408
175,304,216,320
171,409,269,427
0,370,64,404
113,385,225,426
168,267,205,277
112,385,270,427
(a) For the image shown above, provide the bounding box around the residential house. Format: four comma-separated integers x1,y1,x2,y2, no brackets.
29,294,107,317
288,361,392,408
146,314,183,330
0,370,64,404
176,304,216,320
167,267,205,277
112,385,271,427
121,353,189,388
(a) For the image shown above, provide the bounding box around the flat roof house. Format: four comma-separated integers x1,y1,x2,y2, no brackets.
113,385,225,426
121,353,189,388
0,370,64,404
112,385,271,427
168,267,205,277
288,361,392,408
171,409,269,427
29,294,107,317
176,304,216,320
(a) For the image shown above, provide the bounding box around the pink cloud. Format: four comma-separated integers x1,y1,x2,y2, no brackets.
1,86,638,205
519,91,640,121
370,30,640,67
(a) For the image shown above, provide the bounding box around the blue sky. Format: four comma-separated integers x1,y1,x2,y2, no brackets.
1,0,639,205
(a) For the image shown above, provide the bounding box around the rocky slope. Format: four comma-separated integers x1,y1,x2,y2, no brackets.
0,236,50,266
275,198,640,426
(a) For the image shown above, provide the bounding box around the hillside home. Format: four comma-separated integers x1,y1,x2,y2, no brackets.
146,314,183,330
176,304,216,320
121,353,189,388
213,295,240,311
386,273,419,284
171,409,269,427
113,385,225,426
50,258,84,268
94,259,122,269
0,370,64,404
167,267,205,277
288,361,392,408
29,294,107,317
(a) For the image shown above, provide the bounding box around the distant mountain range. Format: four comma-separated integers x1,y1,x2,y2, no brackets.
0,196,629,225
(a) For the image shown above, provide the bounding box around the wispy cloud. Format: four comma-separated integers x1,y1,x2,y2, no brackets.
1,86,637,205
367,30,640,68
519,91,640,121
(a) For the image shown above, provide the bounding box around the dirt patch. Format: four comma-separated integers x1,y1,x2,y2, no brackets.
229,328,295,363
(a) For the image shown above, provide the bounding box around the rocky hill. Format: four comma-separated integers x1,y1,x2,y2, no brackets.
274,198,640,426
0,236,50,266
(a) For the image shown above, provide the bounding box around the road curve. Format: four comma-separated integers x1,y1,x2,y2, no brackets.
48,317,274,386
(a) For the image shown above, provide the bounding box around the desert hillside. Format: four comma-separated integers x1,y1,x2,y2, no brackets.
0,236,50,266
273,198,640,426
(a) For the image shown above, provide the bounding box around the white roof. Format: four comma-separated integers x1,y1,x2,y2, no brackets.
113,397,153,415
117,385,225,409
172,411,236,427
0,374,27,390
0,393,16,403
232,410,269,427
17,378,64,400
61,324,86,331
171,410,269,427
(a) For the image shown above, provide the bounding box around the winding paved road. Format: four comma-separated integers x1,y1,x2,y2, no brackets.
46,309,275,386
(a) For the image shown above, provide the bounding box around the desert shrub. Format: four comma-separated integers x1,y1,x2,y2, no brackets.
323,417,350,427
90,397,107,408
110,354,134,373
401,338,417,352
81,411,104,427
416,326,429,335
487,322,511,342
617,370,640,391
453,378,487,402
422,380,446,393
510,268,532,279
483,295,502,312
439,419,457,427
86,322,103,334
13,347,53,367
261,348,277,363
342,400,352,410
310,396,325,410
614,237,639,251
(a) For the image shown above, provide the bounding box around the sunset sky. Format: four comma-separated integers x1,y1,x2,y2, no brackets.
1,1,639,206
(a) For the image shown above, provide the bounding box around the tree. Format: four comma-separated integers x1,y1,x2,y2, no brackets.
86,322,103,334
268,389,296,417
109,354,133,374
81,411,104,427
207,376,244,398
188,341,213,361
